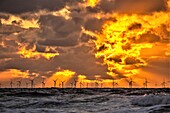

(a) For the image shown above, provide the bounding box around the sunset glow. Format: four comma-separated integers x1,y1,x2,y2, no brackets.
0,0,169,88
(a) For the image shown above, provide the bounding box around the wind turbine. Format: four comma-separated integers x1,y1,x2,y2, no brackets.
112,79,118,88
79,82,84,88
86,83,89,88
61,81,65,88
42,78,45,88
161,79,168,88
10,80,14,88
30,78,35,88
0,83,1,88
74,79,78,88
17,79,22,88
95,81,99,88
143,78,149,88
53,79,57,87
100,81,103,88
127,78,134,88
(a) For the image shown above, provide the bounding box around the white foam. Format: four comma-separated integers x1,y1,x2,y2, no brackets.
131,94,170,106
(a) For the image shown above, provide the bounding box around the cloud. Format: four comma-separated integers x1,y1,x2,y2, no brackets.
0,0,69,14
134,32,161,43
0,44,109,80
84,18,104,32
0,0,169,87
38,38,78,47
124,57,142,65
38,15,81,39
0,24,24,35
97,0,167,14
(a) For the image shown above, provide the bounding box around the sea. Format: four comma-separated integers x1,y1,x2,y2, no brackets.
0,88,170,113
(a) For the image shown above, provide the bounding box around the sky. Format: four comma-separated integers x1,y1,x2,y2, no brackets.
0,0,170,88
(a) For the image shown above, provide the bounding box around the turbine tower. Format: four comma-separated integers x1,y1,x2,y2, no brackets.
79,82,83,88
0,83,1,88
101,83,103,88
86,83,89,88
17,79,22,88
30,79,35,88
61,81,65,88
143,78,149,88
74,79,78,88
95,81,99,88
112,79,118,88
128,78,134,88
10,80,14,88
53,79,57,87
161,79,166,88
42,78,45,88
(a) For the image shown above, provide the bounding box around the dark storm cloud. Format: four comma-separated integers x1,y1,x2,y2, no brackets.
52,45,110,80
35,44,57,53
0,24,24,35
111,69,127,79
93,0,167,14
38,38,78,47
107,56,122,63
0,0,82,14
0,44,110,79
0,57,55,75
84,18,104,32
134,33,161,43
124,57,142,65
36,14,85,47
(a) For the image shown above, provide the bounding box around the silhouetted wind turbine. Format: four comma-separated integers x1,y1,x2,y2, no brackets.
79,82,84,88
161,80,167,88
61,81,65,88
30,78,35,88
10,80,14,88
100,81,103,88
95,81,99,88
42,78,45,88
112,80,118,88
53,79,57,87
17,79,22,88
128,78,134,88
143,78,149,88
86,83,89,88
74,79,78,88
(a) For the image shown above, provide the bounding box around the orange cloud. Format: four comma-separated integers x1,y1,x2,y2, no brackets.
17,44,59,60
0,69,29,81
1,15,39,29
85,0,100,7
83,11,170,81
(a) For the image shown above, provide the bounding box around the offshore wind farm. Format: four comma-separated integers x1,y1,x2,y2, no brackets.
0,78,170,113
